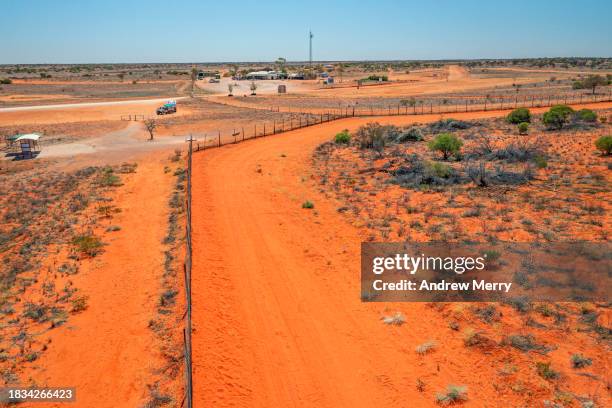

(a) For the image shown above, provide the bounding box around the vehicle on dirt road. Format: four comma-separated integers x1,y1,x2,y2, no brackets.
156,100,177,115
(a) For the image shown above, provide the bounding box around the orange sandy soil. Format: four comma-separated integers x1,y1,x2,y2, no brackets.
7,153,183,408
0,100,192,126
204,65,574,101
191,106,610,407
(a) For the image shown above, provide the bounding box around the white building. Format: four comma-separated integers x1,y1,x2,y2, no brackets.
245,71,281,80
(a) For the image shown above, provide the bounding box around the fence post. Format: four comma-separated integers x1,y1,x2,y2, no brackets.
263,123,266,136
242,127,245,141
218,130,221,147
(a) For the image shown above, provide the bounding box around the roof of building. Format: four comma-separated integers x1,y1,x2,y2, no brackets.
15,133,41,141
247,71,280,76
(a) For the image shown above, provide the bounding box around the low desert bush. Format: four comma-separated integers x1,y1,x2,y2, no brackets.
0,78,11,84
506,334,549,353
382,312,405,326
97,167,122,187
334,129,351,144
533,155,547,169
518,122,529,135
536,362,559,380
396,127,424,142
595,135,612,155
576,108,597,122
71,295,89,313
427,161,453,178
415,340,437,355
507,108,531,124
72,234,104,257
571,354,592,369
302,200,314,209
354,123,408,151
392,156,463,187
428,133,463,160
427,119,473,133
543,105,574,130
436,385,468,405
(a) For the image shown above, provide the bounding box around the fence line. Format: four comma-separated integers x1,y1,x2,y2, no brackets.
182,138,194,408
191,90,612,153
256,89,612,116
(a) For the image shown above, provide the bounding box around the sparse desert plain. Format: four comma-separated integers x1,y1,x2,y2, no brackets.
1,57,611,408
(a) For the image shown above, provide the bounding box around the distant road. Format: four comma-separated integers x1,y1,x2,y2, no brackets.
0,96,188,112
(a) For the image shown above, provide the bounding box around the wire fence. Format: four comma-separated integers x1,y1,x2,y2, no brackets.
182,139,194,408
190,90,612,152
254,89,612,116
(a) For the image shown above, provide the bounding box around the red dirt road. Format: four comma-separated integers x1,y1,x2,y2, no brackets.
190,104,612,407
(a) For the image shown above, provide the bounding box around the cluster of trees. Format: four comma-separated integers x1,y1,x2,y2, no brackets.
572,74,611,94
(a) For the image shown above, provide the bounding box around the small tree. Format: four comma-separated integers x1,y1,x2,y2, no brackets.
275,57,287,73
518,122,529,135
144,118,157,141
228,83,234,96
428,133,463,160
507,107,531,124
595,135,612,155
582,74,607,94
250,81,257,95
543,105,574,130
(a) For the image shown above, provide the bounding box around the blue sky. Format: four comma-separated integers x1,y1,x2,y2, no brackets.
2,0,611,63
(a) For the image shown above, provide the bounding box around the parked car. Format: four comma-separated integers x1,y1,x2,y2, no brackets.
156,101,177,115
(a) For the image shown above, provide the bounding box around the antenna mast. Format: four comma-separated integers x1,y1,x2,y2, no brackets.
309,30,313,67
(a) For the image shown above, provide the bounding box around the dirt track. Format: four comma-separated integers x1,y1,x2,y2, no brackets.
190,102,612,407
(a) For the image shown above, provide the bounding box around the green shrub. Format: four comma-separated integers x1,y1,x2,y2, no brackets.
71,295,89,313
428,133,463,160
533,155,547,168
536,362,559,380
595,135,612,155
576,108,597,122
571,354,592,369
543,105,574,130
334,130,351,144
426,161,453,178
97,167,122,187
436,385,468,405
72,234,104,257
354,122,392,151
507,108,531,124
0,78,11,85
518,122,529,135
302,200,314,209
